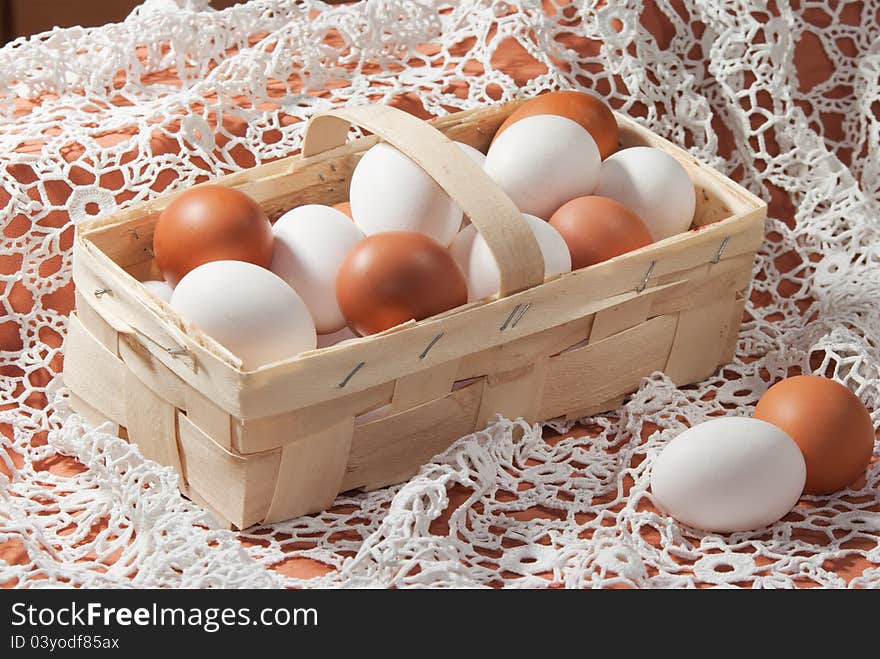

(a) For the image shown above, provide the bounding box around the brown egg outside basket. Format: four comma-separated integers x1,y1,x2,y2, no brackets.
64,101,767,529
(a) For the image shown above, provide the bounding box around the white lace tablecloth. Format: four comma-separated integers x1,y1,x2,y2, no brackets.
1,0,878,588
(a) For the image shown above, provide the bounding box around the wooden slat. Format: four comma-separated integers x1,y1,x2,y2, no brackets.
720,292,747,364
232,380,394,454
391,359,460,411
74,289,119,356
124,258,162,282
176,414,281,530
650,253,754,317
185,386,232,451
589,294,653,343
63,314,126,427
564,395,626,422
123,370,184,480
342,380,484,491
477,358,548,427
664,297,735,385
263,417,354,523
540,314,678,420
456,314,594,381
68,392,119,433
117,332,187,411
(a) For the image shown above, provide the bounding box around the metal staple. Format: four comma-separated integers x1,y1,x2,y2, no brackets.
510,303,531,328
499,304,522,331
419,333,444,359
636,260,656,293
338,361,365,388
711,236,730,264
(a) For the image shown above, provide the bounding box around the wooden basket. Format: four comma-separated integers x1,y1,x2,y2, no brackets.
64,100,767,529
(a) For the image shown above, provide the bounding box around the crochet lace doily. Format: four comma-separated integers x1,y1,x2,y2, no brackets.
1,0,878,588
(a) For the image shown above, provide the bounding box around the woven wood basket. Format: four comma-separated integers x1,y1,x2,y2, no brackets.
64,100,767,529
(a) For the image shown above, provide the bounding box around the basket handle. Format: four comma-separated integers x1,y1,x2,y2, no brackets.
301,104,545,297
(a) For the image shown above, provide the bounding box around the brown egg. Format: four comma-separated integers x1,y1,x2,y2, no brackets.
494,90,619,159
332,201,353,220
336,232,467,336
153,185,274,286
549,196,653,269
754,376,875,495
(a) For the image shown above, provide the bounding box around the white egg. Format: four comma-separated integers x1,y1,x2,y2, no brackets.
170,260,316,370
596,146,695,241
483,114,601,219
349,142,464,246
271,204,364,334
454,141,486,167
316,326,358,349
449,213,571,302
651,417,806,533
142,279,174,302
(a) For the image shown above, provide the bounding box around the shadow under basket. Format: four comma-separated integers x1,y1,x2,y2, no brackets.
64,100,767,529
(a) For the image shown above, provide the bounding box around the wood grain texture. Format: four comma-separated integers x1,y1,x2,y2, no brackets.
176,413,281,529
185,386,233,451
68,393,119,433
650,253,753,317
74,288,120,356
477,358,548,427
540,314,678,420
232,380,394,454
456,314,594,381
264,417,354,523
117,331,188,411
589,294,654,343
720,292,747,365
342,381,484,491
63,314,127,426
563,395,626,422
664,297,736,385
391,359,461,411
123,369,183,480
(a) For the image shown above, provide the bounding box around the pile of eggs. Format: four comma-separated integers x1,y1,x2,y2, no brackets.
145,90,696,369
651,375,875,533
